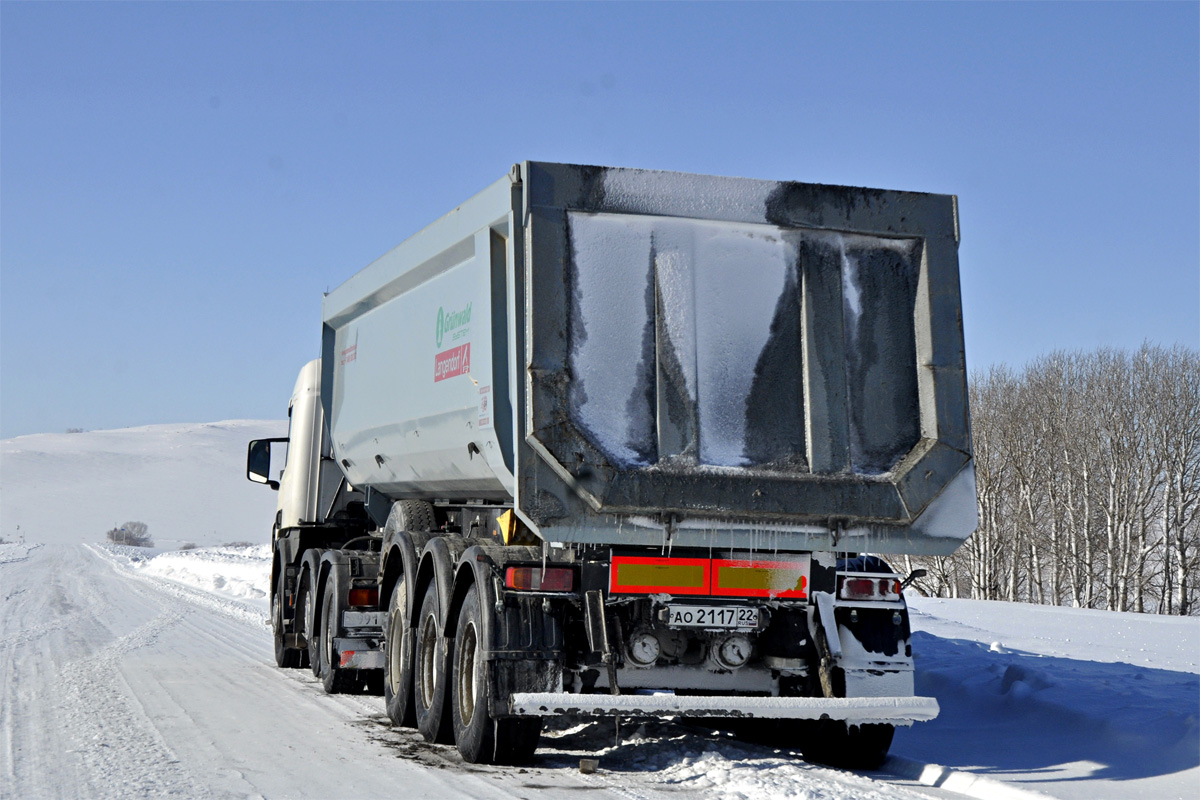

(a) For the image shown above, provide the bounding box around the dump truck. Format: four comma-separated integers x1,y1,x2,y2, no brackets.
247,161,976,768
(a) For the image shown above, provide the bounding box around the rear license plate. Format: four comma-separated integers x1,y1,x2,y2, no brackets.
665,604,759,629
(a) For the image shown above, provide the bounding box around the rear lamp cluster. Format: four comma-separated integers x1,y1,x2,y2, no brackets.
505,566,574,592
837,575,902,602
347,587,378,607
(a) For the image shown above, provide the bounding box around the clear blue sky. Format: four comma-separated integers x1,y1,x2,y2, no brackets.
2,2,1196,439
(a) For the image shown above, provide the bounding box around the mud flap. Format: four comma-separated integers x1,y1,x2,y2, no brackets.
488,658,562,718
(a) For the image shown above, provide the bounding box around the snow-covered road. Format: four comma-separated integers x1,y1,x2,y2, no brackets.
3,543,596,798
2,542,966,800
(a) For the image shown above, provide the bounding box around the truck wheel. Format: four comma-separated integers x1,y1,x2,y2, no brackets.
413,581,453,743
796,613,895,769
304,571,322,677
451,584,493,761
319,578,353,694
293,572,312,670
799,720,894,770
452,585,541,764
384,576,417,727
392,499,435,532
272,572,301,668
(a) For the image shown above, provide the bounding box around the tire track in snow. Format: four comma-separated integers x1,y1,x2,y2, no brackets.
55,607,213,799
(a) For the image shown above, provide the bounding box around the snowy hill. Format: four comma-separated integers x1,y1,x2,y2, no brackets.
0,420,285,548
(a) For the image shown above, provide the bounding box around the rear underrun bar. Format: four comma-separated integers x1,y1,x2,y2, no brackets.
509,693,939,725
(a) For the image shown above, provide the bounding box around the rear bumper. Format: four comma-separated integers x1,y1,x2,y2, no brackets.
333,638,384,670
508,693,939,726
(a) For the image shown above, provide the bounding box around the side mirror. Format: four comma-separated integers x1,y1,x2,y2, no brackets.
899,568,928,591
247,438,287,490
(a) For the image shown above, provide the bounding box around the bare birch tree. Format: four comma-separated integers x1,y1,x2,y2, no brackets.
909,344,1199,616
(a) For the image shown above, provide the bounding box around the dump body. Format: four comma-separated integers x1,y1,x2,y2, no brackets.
322,162,975,555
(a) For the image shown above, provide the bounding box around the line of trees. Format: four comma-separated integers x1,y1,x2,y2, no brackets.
909,343,1200,616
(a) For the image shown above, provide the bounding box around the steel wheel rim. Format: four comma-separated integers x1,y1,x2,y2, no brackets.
325,597,335,669
457,620,478,724
387,603,402,695
303,587,312,642
419,613,437,707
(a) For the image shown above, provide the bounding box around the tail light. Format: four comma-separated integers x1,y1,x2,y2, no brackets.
837,576,902,602
505,566,574,592
347,587,378,607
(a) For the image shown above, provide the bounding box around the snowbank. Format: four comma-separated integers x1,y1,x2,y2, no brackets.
898,595,1200,799
0,540,41,564
131,543,272,603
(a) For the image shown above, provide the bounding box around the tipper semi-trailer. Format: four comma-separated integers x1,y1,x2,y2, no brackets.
247,161,977,768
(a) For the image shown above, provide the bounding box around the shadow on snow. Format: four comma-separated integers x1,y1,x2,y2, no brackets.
894,630,1200,786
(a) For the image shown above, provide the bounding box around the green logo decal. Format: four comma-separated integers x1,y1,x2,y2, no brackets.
436,302,472,348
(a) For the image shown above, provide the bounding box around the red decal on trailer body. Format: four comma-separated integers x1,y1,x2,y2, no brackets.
434,343,471,382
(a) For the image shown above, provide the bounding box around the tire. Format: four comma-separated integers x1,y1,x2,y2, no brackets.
798,720,895,770
413,581,453,743
293,571,312,670
319,578,354,694
391,500,435,533
452,585,493,761
796,610,895,770
272,570,301,668
384,575,417,727
452,585,540,764
305,571,323,677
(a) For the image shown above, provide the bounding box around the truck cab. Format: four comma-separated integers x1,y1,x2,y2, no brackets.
248,359,381,684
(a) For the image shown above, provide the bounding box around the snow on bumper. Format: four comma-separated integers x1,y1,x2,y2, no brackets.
508,693,939,725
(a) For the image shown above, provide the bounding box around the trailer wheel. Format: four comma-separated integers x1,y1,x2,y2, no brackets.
451,584,493,761
272,572,301,668
319,578,353,694
391,499,435,532
384,575,417,727
452,585,542,764
414,581,453,743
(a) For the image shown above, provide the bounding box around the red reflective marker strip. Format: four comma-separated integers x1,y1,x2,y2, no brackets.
711,559,809,599
609,556,711,595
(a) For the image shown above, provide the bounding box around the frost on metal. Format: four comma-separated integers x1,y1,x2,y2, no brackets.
565,211,922,475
